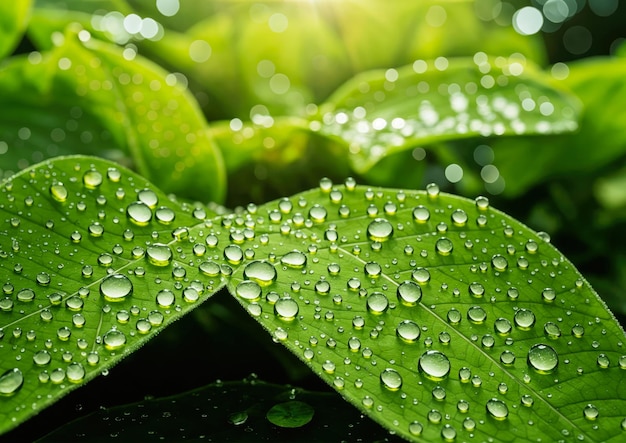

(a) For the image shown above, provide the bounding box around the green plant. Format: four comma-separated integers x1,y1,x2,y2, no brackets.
1,1,625,441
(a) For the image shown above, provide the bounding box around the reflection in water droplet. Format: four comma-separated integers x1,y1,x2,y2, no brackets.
67,362,85,383
500,350,516,365
274,298,299,320
199,261,220,277
236,281,262,301
491,254,508,271
244,261,276,286
467,306,487,323
571,324,585,338
83,170,103,188
419,350,451,381
397,281,422,305
527,343,558,373
409,421,423,436
50,183,68,202
544,322,561,338
103,329,126,350
0,368,24,395
427,409,442,424
100,274,133,301
494,317,512,335
441,424,456,441
155,206,176,224
127,201,152,225
596,354,610,368
413,206,430,223
367,218,393,242
33,350,51,366
447,308,461,325
486,398,509,420
514,309,536,329
396,320,421,342
308,204,327,222
412,267,430,284
468,282,485,297
17,288,35,302
435,237,453,255
366,292,389,314
521,394,534,407
146,244,173,266
281,250,307,268
380,368,403,390
224,244,243,264
156,289,175,308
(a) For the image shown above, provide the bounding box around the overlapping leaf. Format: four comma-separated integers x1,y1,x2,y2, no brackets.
1,156,625,442
0,0,32,61
316,57,581,173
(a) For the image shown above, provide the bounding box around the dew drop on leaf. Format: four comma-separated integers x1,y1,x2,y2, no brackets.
583,404,599,420
447,308,462,324
418,350,451,381
397,281,422,305
435,237,454,255
380,368,403,391
543,322,561,338
514,308,536,329
412,205,430,223
396,320,421,342
100,274,133,301
274,298,299,320
412,267,430,284
82,170,103,189
156,289,175,308
49,183,68,202
33,350,51,366
467,306,487,323
224,244,244,265
427,409,442,423
0,368,24,396
366,292,389,314
367,218,393,242
66,362,85,383
491,254,508,271
409,421,423,436
243,261,277,286
486,398,509,420
126,201,152,225
17,288,35,302
494,317,512,335
236,281,262,301
137,189,158,207
103,329,127,350
146,244,173,266
155,207,175,224
527,343,559,373
441,424,456,441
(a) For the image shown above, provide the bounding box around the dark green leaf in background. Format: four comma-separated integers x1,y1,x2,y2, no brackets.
0,0,33,61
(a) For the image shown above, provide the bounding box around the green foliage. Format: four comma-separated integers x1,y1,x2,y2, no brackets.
0,0,32,60
1,156,625,442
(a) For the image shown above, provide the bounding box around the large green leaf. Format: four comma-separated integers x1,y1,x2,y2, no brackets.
316,57,581,173
1,156,625,441
0,0,32,60
491,57,626,196
0,26,226,202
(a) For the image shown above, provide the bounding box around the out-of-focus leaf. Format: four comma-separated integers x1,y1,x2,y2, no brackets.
0,0,32,60
0,156,222,435
595,166,626,210
37,378,399,442
491,57,626,196
0,26,226,202
316,57,580,173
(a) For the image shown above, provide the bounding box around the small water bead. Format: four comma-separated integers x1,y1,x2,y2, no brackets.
458,367,472,382
596,354,610,368
467,306,487,323
103,329,126,350
347,336,361,352
514,309,536,329
308,204,327,223
419,350,451,381
500,350,516,365
409,421,423,436
82,265,94,278
146,244,173,266
33,350,51,366
82,169,103,188
426,183,440,198
491,254,509,272
435,237,453,255
494,317,512,335
66,362,86,383
49,368,66,384
17,288,35,302
447,308,462,325
315,280,331,295
274,298,299,320
412,267,430,284
366,292,389,314
322,360,336,374
0,368,23,395
544,322,561,339
367,218,393,242
72,313,86,328
441,424,456,442
457,399,470,413
412,205,430,223
481,334,495,348
527,343,559,373
36,272,51,286
199,261,220,277
57,326,71,341
127,201,152,225
327,263,341,276
427,409,442,424
619,355,626,369
432,385,446,400
396,320,421,342
463,417,476,431
156,289,175,308
325,229,339,242
236,281,262,301
352,316,365,329
136,319,152,334
0,298,13,312
40,309,53,322
344,177,357,191
100,274,133,301
468,282,485,297
280,250,307,268
451,209,468,226
378,368,402,391
50,183,68,202
583,404,599,420
220,244,242,265
243,261,276,286
396,281,422,305
521,394,534,407
137,189,158,207
116,310,130,323
148,311,164,326
364,262,382,278
155,206,175,224
542,288,556,302
486,398,509,420
347,277,361,291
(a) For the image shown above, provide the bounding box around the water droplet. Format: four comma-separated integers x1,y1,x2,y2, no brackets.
224,244,243,264
103,329,126,350
427,409,442,423
514,309,536,329
441,424,456,441
396,320,421,342
397,281,422,305
50,183,68,202
83,170,103,188
155,206,176,224
146,244,173,266
542,288,556,302
199,261,220,277
544,322,561,339
367,218,393,242
236,281,262,301
469,282,485,297
583,404,599,420
500,350,516,365
451,209,468,226
426,183,440,198
412,206,430,223
527,343,558,373
33,350,51,366
274,298,299,320
308,204,327,222
521,394,534,407
596,354,610,368
315,280,331,295
156,289,175,308
486,398,509,420
243,261,276,286
412,267,430,284
432,385,446,400
0,368,23,396
67,362,85,383
364,261,382,278
447,308,461,324
409,421,423,436
127,201,152,225
467,306,487,323
491,254,508,271
418,350,451,380
572,324,585,338
380,368,403,391
435,237,453,255
100,274,133,301
494,317,512,335
348,337,361,352
366,292,389,314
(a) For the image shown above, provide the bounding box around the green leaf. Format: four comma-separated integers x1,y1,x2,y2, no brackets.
0,26,226,202
2,156,625,442
0,156,222,434
316,57,581,173
491,57,626,196
0,0,32,60
38,378,398,442
223,182,626,442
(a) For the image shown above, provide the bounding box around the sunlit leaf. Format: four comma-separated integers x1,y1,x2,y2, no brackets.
38,378,398,442
0,26,226,202
0,156,222,434
0,0,33,60
491,57,626,196
316,57,581,173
